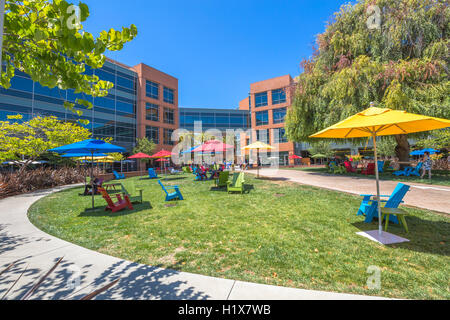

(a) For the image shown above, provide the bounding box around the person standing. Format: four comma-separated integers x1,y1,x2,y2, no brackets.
421,151,432,179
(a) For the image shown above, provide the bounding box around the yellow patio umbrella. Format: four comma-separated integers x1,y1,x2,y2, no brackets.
243,141,274,178
310,105,450,237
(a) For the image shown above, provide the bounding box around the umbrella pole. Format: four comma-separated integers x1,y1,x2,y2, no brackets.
373,134,382,235
91,151,95,210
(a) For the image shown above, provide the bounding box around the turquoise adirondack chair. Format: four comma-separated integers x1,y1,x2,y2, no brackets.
407,162,423,177
357,183,410,224
378,161,385,173
158,180,184,201
148,168,158,179
393,167,411,176
227,172,245,194
113,171,125,180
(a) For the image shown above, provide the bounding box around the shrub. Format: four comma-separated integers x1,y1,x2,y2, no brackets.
0,167,102,199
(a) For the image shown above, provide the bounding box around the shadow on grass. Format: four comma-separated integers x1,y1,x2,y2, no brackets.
210,186,227,192
352,216,450,256
163,176,187,181
78,201,152,217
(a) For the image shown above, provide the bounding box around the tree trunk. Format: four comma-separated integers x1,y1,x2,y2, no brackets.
394,134,410,169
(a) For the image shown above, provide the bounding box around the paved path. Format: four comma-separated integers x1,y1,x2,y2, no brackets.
0,186,386,300
252,168,450,214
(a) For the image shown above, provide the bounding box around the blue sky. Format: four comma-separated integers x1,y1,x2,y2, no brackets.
82,0,349,109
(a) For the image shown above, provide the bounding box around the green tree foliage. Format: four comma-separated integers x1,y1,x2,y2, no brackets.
1,0,137,119
377,136,397,156
308,141,335,158
132,137,156,163
0,115,91,169
415,129,450,150
286,0,449,161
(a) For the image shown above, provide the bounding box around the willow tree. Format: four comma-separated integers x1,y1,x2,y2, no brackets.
1,0,137,118
286,0,449,161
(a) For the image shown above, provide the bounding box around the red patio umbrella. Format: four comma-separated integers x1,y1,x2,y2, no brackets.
128,152,152,173
191,140,234,153
150,149,174,158
150,149,174,175
128,152,152,159
289,154,302,166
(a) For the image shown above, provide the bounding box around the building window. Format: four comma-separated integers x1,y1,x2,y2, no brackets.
255,110,268,126
163,87,174,104
273,107,287,124
146,80,159,100
254,92,268,107
145,126,159,144
257,129,270,144
164,128,174,145
164,107,175,124
273,128,288,143
146,103,159,122
272,88,286,105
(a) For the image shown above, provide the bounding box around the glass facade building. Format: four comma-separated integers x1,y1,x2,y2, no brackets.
179,107,250,133
0,60,138,151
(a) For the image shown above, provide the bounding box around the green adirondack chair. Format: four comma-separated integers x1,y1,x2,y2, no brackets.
182,166,192,174
121,182,143,204
214,171,230,188
227,172,245,194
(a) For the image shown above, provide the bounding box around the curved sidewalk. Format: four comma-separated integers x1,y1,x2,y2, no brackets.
253,168,450,214
0,186,386,300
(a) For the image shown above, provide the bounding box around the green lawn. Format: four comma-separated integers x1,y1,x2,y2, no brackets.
28,174,450,299
283,166,450,186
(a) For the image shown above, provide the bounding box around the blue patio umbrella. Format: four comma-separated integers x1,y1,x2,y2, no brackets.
410,148,440,156
49,139,125,209
60,152,107,158
181,145,201,154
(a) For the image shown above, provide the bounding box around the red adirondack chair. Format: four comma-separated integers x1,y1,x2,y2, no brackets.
361,163,375,175
344,161,356,173
98,187,133,213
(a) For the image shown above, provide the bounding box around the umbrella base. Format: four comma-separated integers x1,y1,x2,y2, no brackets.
356,230,409,245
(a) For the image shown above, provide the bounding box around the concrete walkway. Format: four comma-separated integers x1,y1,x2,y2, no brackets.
0,186,386,300
252,168,450,214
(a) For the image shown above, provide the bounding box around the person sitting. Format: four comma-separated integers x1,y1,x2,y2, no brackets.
83,177,103,196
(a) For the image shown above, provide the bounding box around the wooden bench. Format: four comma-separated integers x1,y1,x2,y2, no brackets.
381,207,410,233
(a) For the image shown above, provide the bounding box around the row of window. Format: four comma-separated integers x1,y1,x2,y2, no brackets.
145,126,175,145
145,103,175,124
254,88,286,107
255,108,286,126
179,113,249,127
255,128,289,144
146,80,175,104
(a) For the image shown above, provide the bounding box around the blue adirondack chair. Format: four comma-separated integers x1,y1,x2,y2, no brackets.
393,167,411,176
357,183,410,224
378,161,385,173
407,162,423,177
148,168,158,179
113,171,125,180
158,180,184,201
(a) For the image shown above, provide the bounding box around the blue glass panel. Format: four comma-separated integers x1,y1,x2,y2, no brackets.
255,92,268,107
273,107,286,124
272,89,286,105
10,76,33,92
